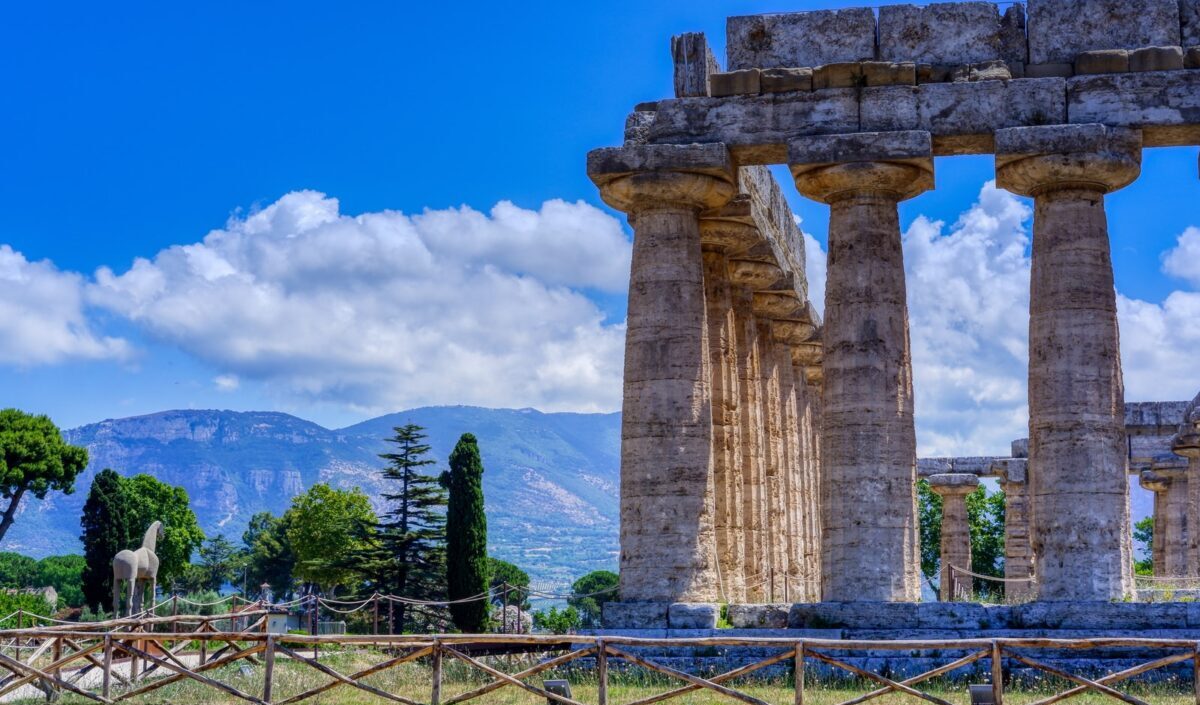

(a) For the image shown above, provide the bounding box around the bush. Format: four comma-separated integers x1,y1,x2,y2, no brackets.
532,606,580,634
0,591,53,626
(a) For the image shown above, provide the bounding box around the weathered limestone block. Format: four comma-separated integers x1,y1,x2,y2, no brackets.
860,78,1067,155
999,5,1028,65
647,91,860,165
603,602,669,629
727,603,790,628
673,32,722,98
668,603,720,629
997,461,1036,603
1012,601,1187,630
1067,70,1200,147
813,62,862,89
995,124,1141,602
624,110,656,146
929,473,979,601
789,602,921,629
861,61,917,86
735,165,809,301
1173,393,1200,577
761,67,813,94
733,289,770,602
1129,45,1186,72
1027,0,1181,65
970,59,1012,81
710,69,761,97
878,2,1005,66
727,9,877,71
790,131,930,603
589,144,737,604
1026,62,1074,78
1141,463,1189,577
1185,0,1200,46
1075,50,1130,75
1187,47,1200,69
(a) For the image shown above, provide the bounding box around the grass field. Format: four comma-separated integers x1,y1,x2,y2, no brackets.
11,647,1197,705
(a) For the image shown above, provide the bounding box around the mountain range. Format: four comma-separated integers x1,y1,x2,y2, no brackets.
6,406,621,591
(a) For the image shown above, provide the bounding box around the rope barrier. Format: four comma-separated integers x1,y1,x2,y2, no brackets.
948,564,1034,583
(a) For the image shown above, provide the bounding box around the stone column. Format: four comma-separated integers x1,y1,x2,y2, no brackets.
1173,397,1200,578
929,474,980,602
995,125,1141,601
589,145,736,603
732,285,770,602
995,460,1035,602
789,131,933,602
757,320,787,601
1140,463,1189,578
794,341,824,603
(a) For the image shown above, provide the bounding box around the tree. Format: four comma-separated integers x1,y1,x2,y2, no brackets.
489,558,530,610
194,536,241,592
34,555,86,608
80,469,130,610
533,606,580,634
917,480,1007,598
351,424,447,632
569,570,619,627
0,553,38,588
285,483,376,593
1134,516,1154,575
242,512,295,597
123,474,205,584
0,409,88,546
443,433,490,632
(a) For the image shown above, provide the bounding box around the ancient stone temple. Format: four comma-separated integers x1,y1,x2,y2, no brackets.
588,0,1200,626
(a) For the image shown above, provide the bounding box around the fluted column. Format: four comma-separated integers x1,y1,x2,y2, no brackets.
995,125,1141,601
790,132,932,602
930,474,979,602
1140,464,1189,578
732,286,770,601
1173,398,1200,578
794,342,824,602
996,461,1035,602
757,320,786,601
591,148,736,603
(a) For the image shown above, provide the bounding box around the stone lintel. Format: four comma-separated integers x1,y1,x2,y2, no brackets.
995,123,1141,162
726,9,877,71
1012,438,1030,458
1028,0,1181,65
1151,455,1190,474
788,130,932,168
737,165,809,305
586,143,734,186
927,472,981,495
1126,400,1189,430
878,2,1007,66
917,455,1025,479
993,458,1028,484
1068,70,1200,148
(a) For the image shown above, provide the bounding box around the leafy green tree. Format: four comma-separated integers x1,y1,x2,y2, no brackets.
123,474,205,584
35,555,86,608
917,480,1007,598
0,409,88,545
80,469,130,609
489,558,530,610
351,425,447,632
242,512,296,598
0,553,38,588
285,483,376,593
194,536,241,592
532,606,580,634
1134,516,1154,575
569,570,619,627
443,433,490,632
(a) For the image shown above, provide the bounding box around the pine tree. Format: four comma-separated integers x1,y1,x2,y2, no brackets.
80,469,130,610
352,424,447,632
444,433,490,632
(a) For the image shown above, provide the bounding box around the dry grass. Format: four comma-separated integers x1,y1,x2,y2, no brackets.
10,647,1197,705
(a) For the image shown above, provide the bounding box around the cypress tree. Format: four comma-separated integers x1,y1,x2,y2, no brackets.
444,433,490,632
80,469,130,611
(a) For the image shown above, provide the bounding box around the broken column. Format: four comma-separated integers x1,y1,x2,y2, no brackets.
588,144,737,603
995,124,1141,601
995,459,1036,602
790,131,933,602
929,473,979,602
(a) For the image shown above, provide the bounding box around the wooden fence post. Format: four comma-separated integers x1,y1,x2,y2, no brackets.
431,640,443,705
388,598,394,636
15,609,21,651
51,636,62,681
263,635,276,704
501,583,510,634
373,595,380,636
795,642,805,705
597,640,608,705
102,635,112,700
992,640,1004,705
1193,642,1199,705
199,621,208,666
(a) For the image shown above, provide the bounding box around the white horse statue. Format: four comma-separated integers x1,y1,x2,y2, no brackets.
112,521,163,616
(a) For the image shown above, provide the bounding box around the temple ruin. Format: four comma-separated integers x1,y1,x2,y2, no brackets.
587,0,1200,627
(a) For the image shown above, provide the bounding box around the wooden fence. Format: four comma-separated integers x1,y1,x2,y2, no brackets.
0,617,1197,705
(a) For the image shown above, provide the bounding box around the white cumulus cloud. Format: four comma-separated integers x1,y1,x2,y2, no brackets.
1162,226,1200,287
87,191,630,413
0,245,129,366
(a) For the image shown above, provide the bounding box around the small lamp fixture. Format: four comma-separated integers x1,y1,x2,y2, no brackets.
969,684,996,705
543,679,572,705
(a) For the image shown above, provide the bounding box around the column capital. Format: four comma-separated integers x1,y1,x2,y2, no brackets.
1174,431,1200,459
699,218,760,254
995,124,1142,197
1139,469,1173,493
588,144,736,214
788,131,934,204
928,473,980,497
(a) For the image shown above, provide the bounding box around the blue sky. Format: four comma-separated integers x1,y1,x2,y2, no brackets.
2,1,1198,457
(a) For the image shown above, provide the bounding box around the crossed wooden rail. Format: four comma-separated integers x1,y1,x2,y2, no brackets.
0,624,1196,705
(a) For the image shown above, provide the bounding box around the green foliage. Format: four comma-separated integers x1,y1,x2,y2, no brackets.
568,569,619,627
191,536,242,592
0,409,88,545
285,483,377,593
0,553,37,588
123,474,206,583
532,605,580,634
242,512,296,597
489,558,530,610
80,469,130,610
1134,516,1154,575
443,433,490,633
0,552,85,608
917,480,1007,599
350,424,447,632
